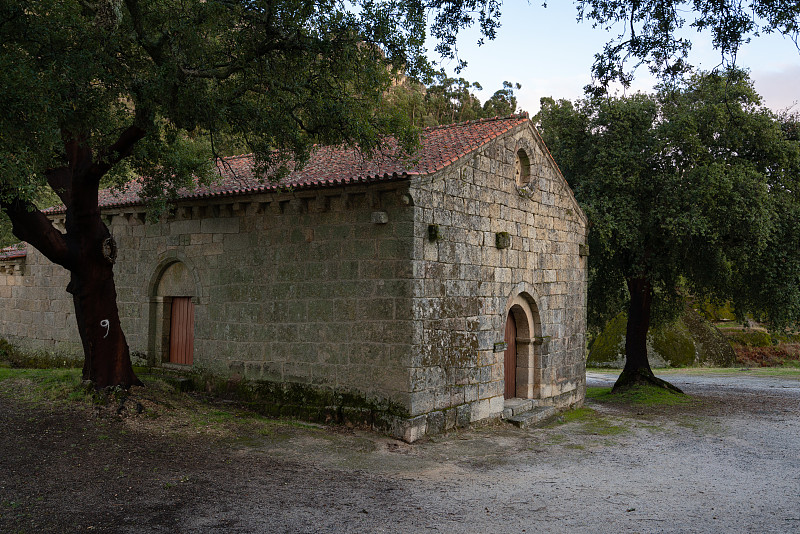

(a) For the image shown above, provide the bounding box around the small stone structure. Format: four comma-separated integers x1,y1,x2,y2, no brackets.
0,115,588,441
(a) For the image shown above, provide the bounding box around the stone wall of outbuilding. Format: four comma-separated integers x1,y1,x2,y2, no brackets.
0,251,81,357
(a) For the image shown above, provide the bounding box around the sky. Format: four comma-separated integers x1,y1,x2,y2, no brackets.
429,2,800,115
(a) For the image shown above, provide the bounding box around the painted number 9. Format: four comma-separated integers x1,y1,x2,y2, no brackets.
100,319,110,339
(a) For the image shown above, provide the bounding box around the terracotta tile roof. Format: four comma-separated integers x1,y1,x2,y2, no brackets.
6,115,528,261
72,114,529,211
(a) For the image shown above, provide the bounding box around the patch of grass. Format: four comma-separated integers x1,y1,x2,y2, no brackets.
549,405,628,436
0,368,91,404
543,433,569,445
559,406,596,423
587,385,692,406
579,418,627,436
653,367,800,378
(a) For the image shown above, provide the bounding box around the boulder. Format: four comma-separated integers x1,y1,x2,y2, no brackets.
587,306,736,368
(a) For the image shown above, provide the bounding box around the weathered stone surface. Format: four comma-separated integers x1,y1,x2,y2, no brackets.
507,406,556,429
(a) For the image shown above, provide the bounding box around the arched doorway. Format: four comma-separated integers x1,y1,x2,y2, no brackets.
148,260,198,366
503,293,544,399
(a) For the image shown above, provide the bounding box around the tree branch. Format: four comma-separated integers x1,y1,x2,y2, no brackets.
124,0,169,63
88,124,147,184
45,167,73,205
0,196,71,269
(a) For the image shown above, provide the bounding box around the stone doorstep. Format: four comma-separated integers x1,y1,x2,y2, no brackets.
502,398,533,418
505,404,556,430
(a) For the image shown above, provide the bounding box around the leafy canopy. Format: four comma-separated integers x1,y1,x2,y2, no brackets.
575,0,800,92
537,69,800,331
428,0,799,91
3,0,799,213
0,0,432,209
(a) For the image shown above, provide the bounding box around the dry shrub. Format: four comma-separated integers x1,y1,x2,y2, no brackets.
734,343,800,367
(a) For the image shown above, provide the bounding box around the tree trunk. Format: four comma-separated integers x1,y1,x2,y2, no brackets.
69,256,141,389
65,193,141,389
3,128,146,389
612,277,682,393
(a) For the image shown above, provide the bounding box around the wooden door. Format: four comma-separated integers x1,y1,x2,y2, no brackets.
169,297,194,365
504,313,517,399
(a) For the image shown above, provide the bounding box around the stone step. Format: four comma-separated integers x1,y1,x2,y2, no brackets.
506,406,556,429
502,398,534,419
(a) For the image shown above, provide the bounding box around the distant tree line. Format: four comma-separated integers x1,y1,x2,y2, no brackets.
385,72,522,128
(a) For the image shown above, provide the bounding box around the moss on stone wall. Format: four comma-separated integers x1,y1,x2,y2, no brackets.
0,338,82,369
162,368,411,433
587,306,736,368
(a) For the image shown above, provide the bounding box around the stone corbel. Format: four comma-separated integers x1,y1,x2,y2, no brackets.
532,336,551,345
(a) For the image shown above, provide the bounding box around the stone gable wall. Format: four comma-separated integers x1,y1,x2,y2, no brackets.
405,122,587,438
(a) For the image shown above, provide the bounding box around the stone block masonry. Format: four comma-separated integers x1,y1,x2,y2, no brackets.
406,121,587,434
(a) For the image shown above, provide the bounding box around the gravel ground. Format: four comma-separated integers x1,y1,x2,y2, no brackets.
1,370,798,533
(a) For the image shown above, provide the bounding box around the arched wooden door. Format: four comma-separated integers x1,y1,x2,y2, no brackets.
504,313,517,399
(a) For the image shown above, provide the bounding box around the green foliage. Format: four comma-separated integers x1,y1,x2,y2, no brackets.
0,212,14,248
575,0,800,93
694,299,736,322
384,72,522,128
537,69,800,336
426,0,800,93
1,0,479,214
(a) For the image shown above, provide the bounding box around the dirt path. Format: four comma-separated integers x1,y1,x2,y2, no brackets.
1,371,799,533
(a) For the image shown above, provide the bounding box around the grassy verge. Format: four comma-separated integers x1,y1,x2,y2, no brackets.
0,361,328,445
586,385,693,406
587,366,800,379
0,365,92,404
549,405,628,435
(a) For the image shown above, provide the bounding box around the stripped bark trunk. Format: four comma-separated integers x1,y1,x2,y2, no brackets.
67,227,141,388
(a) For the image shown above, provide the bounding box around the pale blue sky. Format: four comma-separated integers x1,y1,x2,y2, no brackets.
430,2,800,114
